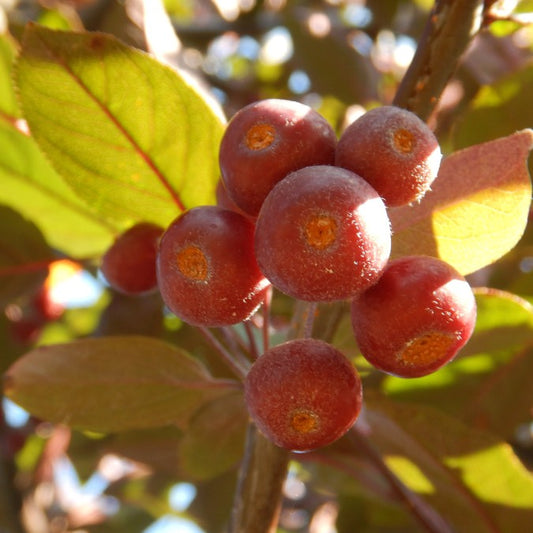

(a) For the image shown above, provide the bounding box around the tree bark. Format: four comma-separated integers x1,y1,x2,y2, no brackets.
393,0,485,121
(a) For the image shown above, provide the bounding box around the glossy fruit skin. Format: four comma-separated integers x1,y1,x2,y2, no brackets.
244,338,363,452
219,99,337,217
101,222,164,295
351,255,477,378
157,206,270,326
335,106,442,207
254,165,391,302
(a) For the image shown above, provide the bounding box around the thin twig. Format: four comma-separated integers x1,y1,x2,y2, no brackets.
302,301,318,339
198,326,249,381
261,286,273,353
243,320,260,359
220,326,254,369
348,425,455,533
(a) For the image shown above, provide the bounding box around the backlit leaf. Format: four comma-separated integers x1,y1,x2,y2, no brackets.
0,33,19,119
0,121,115,257
390,129,533,275
0,205,53,306
365,393,533,533
452,65,533,152
463,343,533,439
3,336,238,432
15,24,225,228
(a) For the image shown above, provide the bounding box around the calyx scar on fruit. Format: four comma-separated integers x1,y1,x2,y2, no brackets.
157,205,270,327
244,338,363,452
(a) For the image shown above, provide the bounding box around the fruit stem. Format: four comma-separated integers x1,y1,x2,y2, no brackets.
221,325,253,362
228,424,290,533
261,286,273,354
198,326,249,380
348,424,455,533
302,301,318,338
243,321,260,359
393,0,485,121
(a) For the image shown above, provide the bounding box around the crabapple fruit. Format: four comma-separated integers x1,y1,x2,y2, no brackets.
254,165,391,302
351,255,477,378
335,105,442,207
100,222,164,295
244,338,363,452
156,206,270,326
219,99,337,217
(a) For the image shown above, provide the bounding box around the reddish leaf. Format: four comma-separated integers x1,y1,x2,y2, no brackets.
179,391,248,480
3,336,238,432
0,205,53,306
390,130,533,275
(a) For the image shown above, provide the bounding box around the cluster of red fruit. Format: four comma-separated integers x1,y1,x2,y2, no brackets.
100,99,477,452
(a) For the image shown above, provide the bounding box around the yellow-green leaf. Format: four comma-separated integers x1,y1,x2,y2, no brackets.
366,393,533,533
15,24,225,229
390,129,533,275
0,121,115,257
0,32,19,119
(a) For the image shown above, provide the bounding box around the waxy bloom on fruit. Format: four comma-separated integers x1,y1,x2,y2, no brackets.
219,98,337,217
254,165,391,302
244,338,363,452
336,105,442,207
157,206,270,326
351,255,477,378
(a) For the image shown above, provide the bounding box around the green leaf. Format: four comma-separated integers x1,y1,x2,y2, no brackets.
0,204,53,306
390,129,533,275
179,391,248,480
383,289,533,440
0,120,115,257
463,343,533,440
453,65,533,151
365,393,533,533
15,24,225,228
0,32,20,119
3,336,238,432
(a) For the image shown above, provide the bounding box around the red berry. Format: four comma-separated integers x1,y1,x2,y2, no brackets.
254,165,391,302
244,339,362,452
335,106,442,207
351,255,477,378
219,99,337,217
101,222,164,295
157,206,270,326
